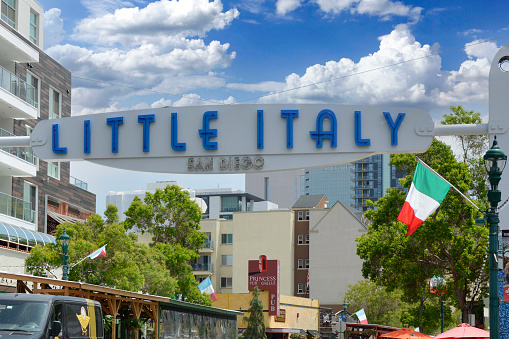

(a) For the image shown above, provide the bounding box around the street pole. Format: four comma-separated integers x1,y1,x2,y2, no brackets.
60,229,70,281
484,136,507,339
440,295,444,333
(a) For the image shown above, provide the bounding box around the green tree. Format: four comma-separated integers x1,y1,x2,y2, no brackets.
242,287,267,339
123,185,210,304
441,105,488,201
357,139,488,325
25,205,212,305
26,212,144,291
344,280,409,328
124,185,205,251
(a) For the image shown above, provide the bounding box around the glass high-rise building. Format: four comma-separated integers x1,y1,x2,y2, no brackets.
246,154,405,211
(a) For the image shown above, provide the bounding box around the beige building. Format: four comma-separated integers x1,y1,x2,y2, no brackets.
309,201,368,312
199,210,295,296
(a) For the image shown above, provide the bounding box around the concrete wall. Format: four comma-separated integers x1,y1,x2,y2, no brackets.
232,210,294,295
245,170,305,209
309,202,367,307
17,0,44,49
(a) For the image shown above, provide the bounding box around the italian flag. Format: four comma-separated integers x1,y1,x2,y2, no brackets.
398,162,451,236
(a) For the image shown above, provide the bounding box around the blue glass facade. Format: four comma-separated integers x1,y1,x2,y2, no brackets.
305,154,404,211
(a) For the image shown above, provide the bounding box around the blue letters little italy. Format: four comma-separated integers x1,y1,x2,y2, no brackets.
32,104,433,174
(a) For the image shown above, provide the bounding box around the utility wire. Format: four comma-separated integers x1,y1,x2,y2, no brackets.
70,34,509,105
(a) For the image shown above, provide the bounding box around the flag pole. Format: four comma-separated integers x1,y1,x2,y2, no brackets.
416,157,483,212
70,255,88,269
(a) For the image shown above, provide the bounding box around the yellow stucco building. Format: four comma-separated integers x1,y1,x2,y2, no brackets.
213,290,320,338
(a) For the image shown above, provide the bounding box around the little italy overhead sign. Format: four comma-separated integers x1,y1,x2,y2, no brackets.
30,104,434,174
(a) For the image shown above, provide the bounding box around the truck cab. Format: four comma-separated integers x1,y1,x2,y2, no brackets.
0,294,104,339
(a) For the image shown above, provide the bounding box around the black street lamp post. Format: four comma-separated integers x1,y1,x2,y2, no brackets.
430,276,446,333
59,229,70,281
484,136,507,339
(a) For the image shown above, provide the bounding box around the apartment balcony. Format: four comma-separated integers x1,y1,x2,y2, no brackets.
191,263,214,275
0,128,36,177
70,176,89,191
0,21,39,65
0,65,38,119
0,192,35,224
199,240,214,253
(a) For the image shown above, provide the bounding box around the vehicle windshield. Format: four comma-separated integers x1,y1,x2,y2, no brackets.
0,300,49,332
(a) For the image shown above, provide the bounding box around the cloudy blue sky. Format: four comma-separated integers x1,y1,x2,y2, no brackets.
37,0,509,214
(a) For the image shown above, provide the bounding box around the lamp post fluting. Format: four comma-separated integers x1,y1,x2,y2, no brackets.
484,136,507,339
59,229,70,281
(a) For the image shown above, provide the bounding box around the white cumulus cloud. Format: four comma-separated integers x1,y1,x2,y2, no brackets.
255,24,495,110
276,0,422,20
276,0,303,15
72,0,239,46
43,8,65,49
47,0,239,115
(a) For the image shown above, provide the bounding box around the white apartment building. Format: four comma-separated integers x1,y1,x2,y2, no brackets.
0,0,96,276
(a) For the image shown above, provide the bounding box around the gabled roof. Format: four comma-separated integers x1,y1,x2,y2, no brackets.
292,195,326,209
336,201,369,228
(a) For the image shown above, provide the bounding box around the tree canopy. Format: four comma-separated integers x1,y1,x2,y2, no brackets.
356,138,488,325
26,187,211,305
344,280,457,333
124,184,205,251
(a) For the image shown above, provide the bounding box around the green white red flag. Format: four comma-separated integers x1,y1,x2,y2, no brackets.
398,162,451,236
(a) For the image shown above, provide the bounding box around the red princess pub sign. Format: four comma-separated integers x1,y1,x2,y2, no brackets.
248,255,280,316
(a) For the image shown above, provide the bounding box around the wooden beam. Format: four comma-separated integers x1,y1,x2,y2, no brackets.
16,280,32,294
131,301,142,319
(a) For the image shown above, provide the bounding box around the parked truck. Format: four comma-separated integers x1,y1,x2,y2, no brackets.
0,294,104,339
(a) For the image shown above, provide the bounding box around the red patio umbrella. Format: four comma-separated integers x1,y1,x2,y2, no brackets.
380,328,433,339
434,324,490,339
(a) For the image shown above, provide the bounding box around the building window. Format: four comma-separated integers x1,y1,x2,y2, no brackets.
298,234,303,244
221,255,233,266
219,214,233,220
298,259,303,269
305,210,310,220
220,277,232,288
1,0,15,28
23,181,36,223
47,161,60,179
297,283,303,294
298,211,303,220
221,196,242,212
305,234,309,244
305,259,309,269
221,233,233,244
49,87,61,119
29,10,38,45
26,72,39,112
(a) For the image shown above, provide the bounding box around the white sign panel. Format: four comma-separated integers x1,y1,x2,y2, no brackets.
30,104,434,174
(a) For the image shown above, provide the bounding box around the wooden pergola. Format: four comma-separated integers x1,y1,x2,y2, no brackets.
0,271,168,339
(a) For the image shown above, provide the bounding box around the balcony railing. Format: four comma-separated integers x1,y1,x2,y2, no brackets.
0,65,36,108
191,263,214,271
70,176,89,191
0,128,36,165
203,239,214,249
221,207,242,212
0,192,34,223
